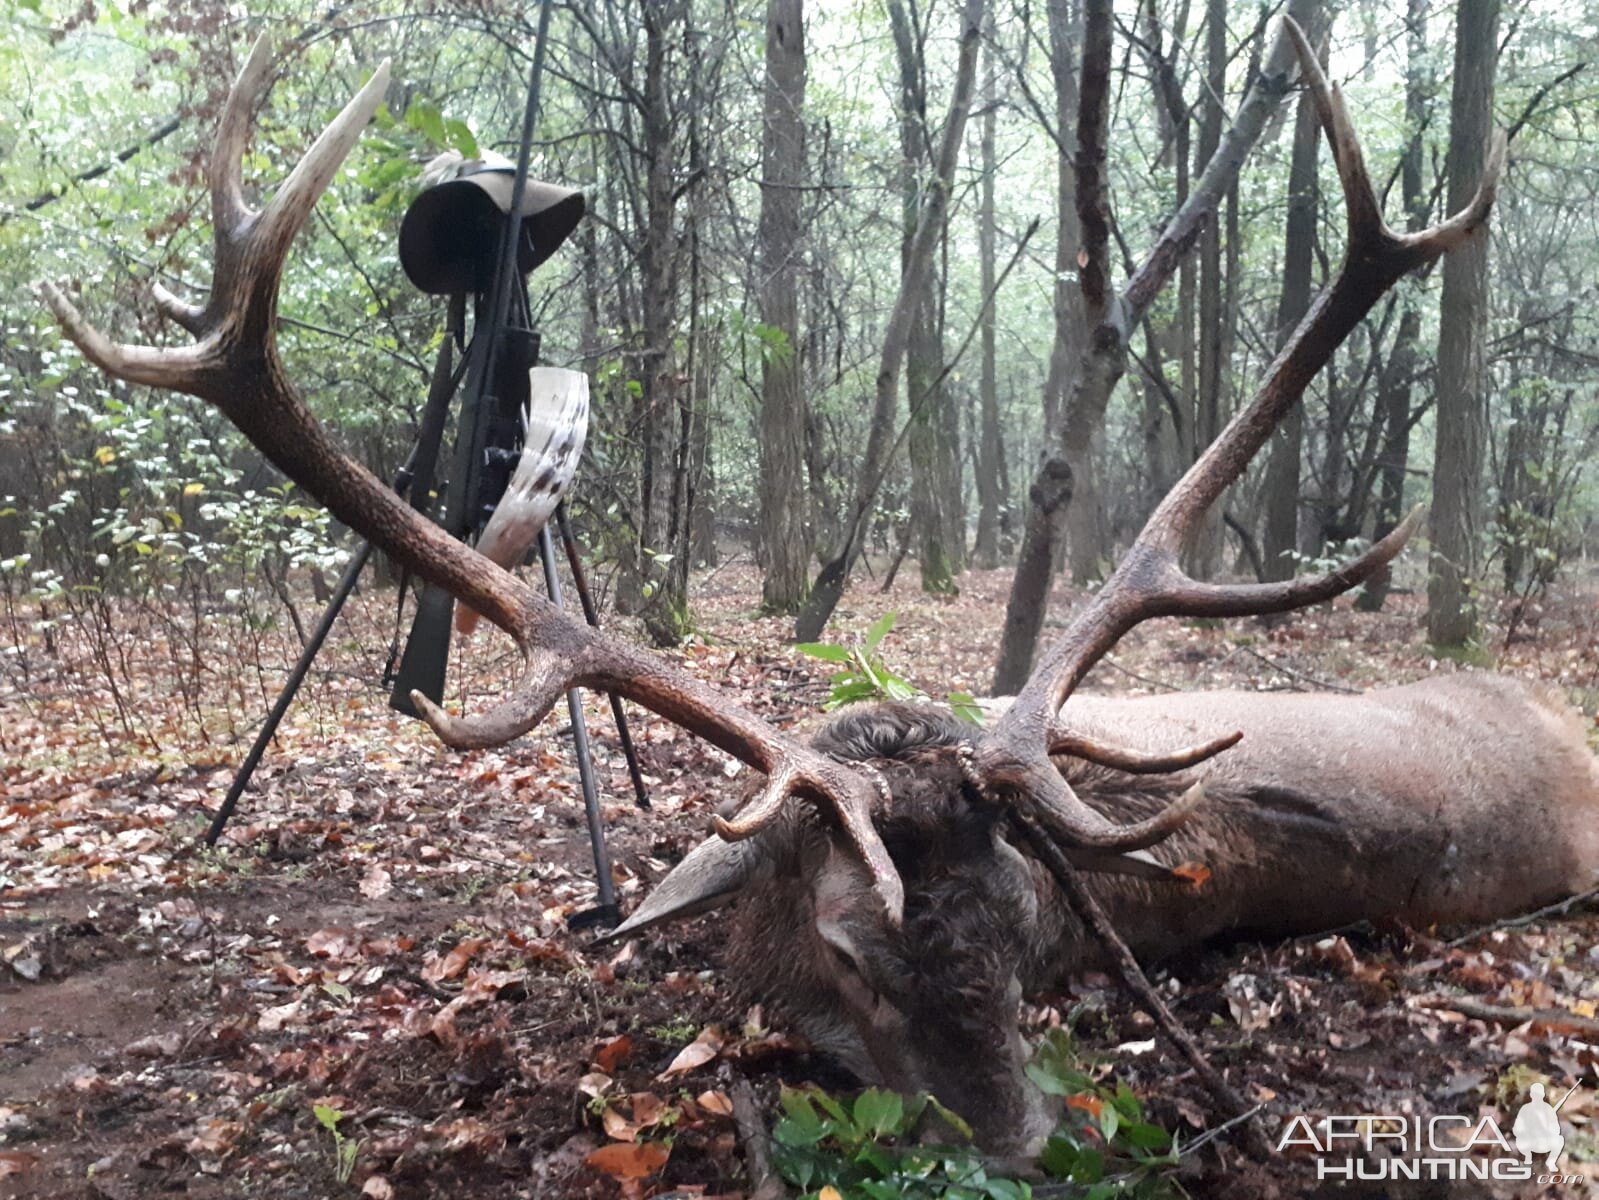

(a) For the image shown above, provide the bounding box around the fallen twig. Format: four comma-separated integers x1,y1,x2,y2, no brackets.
1234,645,1359,693
1446,884,1599,947
1008,812,1272,1159
730,1078,789,1200
1418,995,1599,1039
1179,1102,1267,1158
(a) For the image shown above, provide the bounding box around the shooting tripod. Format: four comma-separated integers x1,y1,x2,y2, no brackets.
203,286,647,933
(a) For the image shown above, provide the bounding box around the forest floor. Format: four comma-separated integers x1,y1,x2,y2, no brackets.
3,561,1599,1199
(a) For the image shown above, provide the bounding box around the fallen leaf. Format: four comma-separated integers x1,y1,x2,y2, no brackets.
594,1034,633,1073
359,864,392,900
629,1092,667,1126
584,1140,670,1180
423,938,488,983
257,999,303,1032
0,1152,39,1178
361,1178,394,1199
577,1072,613,1101
658,1026,724,1080
125,1032,183,1059
305,929,360,961
602,1107,641,1142
1171,861,1212,889
696,1090,733,1117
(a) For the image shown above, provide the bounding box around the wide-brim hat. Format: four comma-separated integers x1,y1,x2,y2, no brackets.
399,153,585,295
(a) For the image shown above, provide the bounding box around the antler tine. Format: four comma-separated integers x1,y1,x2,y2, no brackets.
982,12,1505,860
1148,503,1425,620
1020,764,1207,852
36,38,911,927
1051,727,1242,775
37,281,212,391
150,283,208,336
255,60,391,266
1282,19,1383,241
212,36,276,240
1412,128,1506,256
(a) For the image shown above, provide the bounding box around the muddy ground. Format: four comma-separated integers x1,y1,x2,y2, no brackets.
3,564,1597,1198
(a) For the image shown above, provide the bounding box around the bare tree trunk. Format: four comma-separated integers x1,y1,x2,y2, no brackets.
972,15,1003,569
891,0,961,596
756,0,809,613
794,0,984,642
1427,0,1499,647
994,0,1317,693
1188,0,1228,581
1259,34,1321,582
1357,0,1429,616
625,0,691,645
992,0,1082,693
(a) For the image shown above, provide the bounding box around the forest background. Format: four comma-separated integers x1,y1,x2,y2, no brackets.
1,0,1596,746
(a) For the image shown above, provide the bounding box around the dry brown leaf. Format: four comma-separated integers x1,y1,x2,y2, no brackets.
629,1092,668,1126
359,864,392,900
594,1033,633,1073
696,1089,733,1117
423,937,488,983
305,928,360,961
658,1025,724,1080
584,1139,670,1180
0,1152,39,1178
1171,861,1212,889
257,999,303,1032
601,1107,640,1142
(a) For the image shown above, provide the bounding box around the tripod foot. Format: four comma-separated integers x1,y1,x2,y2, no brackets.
567,903,622,933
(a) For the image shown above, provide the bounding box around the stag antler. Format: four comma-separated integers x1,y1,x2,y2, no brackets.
38,37,903,923
970,19,1505,853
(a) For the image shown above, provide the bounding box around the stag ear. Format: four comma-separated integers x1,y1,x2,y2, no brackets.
607,836,762,938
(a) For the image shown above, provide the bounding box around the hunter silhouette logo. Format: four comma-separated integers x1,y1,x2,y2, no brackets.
1276,1076,1585,1185
1513,1082,1569,1170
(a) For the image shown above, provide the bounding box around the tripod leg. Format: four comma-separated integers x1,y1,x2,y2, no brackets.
554,503,650,810
538,525,619,926
206,541,374,845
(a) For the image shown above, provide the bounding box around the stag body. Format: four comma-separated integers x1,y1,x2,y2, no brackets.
638,676,1599,1152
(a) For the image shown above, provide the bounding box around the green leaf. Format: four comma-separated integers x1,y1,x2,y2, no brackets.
882,675,918,702
852,1088,904,1139
809,1088,854,1133
1025,1030,1094,1096
923,1095,974,1141
984,1180,1031,1200
859,1180,905,1199
779,1087,824,1136
1070,1146,1105,1184
822,679,883,710
403,97,448,147
312,1103,343,1133
947,691,985,726
1039,1134,1079,1179
796,641,851,663
1097,1102,1120,1144
772,1116,827,1149
864,611,896,652
444,118,479,157
1122,1121,1172,1152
